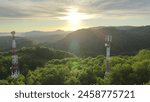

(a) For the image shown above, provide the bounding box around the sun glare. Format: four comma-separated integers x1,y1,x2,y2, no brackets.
67,9,81,24
62,8,90,31
65,9,82,30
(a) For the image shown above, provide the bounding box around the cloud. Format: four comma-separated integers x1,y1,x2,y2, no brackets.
0,0,150,19
77,0,150,17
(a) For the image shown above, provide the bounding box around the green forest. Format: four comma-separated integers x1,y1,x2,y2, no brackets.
0,26,150,85
0,46,150,85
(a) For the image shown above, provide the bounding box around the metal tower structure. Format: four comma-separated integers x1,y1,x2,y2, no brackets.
105,34,112,75
10,31,19,78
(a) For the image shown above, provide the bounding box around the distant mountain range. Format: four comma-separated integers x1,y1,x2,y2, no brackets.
22,30,71,43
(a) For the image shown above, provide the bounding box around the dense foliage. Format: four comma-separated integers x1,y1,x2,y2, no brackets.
0,46,75,81
0,48,150,85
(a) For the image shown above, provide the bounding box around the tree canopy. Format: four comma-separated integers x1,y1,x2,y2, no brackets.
0,48,150,85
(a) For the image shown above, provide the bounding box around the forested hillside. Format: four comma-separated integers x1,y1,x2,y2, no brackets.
0,48,150,85
49,26,150,57
0,47,75,81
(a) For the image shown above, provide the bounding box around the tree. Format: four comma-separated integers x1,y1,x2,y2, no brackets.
6,75,25,85
13,75,26,85
108,64,135,85
132,60,150,84
65,76,80,85
38,64,70,85
78,68,97,85
0,80,9,85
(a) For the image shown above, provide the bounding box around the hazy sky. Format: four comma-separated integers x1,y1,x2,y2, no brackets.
0,0,150,32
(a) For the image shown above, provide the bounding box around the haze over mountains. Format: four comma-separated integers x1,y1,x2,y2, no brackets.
0,30,71,43
0,30,70,51
0,25,150,57
22,30,71,43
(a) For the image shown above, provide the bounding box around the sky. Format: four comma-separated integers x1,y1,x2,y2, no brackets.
0,0,150,32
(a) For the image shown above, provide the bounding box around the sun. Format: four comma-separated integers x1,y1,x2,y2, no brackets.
67,9,81,24
65,9,82,30
60,8,87,31
60,7,92,31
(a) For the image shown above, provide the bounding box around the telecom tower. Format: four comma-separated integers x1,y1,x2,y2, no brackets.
105,34,112,75
10,31,19,78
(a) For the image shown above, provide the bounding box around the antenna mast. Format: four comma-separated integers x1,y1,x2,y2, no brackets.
10,31,19,78
105,34,112,75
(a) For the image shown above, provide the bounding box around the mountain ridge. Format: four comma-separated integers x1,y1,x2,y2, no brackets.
49,25,150,57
